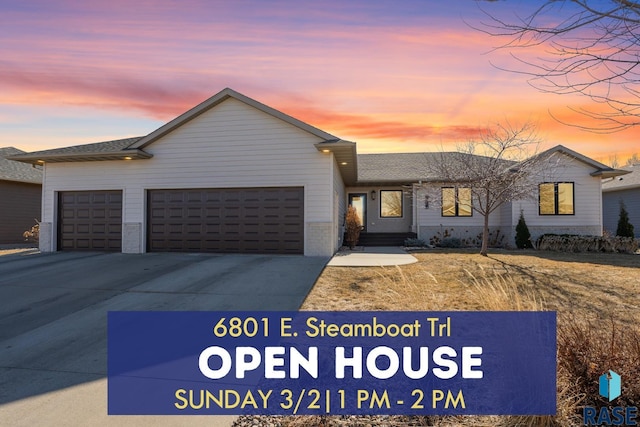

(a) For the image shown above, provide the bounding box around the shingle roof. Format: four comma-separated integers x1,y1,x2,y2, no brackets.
13,137,143,157
0,147,42,184
7,137,151,164
357,152,515,183
602,164,640,192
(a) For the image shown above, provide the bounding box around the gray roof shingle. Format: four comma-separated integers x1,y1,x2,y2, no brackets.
357,152,515,182
0,147,42,184
602,164,640,192
10,137,143,157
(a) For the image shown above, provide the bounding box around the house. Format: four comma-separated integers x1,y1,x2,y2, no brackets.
9,88,626,255
602,164,640,237
0,147,42,244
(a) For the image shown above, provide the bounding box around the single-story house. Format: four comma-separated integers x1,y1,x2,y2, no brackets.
0,147,42,244
9,88,627,255
602,164,640,237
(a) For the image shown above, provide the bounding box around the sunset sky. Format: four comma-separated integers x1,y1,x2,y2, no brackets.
1,0,638,164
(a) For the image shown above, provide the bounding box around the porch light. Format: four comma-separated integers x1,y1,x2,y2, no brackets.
322,149,330,153
37,160,44,164
340,162,347,165
371,190,376,200
124,156,133,160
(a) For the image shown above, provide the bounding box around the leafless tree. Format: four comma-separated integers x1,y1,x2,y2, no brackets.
626,152,640,165
477,1,640,132
428,121,550,256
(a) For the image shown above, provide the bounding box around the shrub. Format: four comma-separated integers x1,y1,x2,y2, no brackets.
515,211,533,249
536,233,638,253
344,206,362,249
439,237,462,248
616,200,635,238
558,316,640,410
23,220,40,243
404,237,427,247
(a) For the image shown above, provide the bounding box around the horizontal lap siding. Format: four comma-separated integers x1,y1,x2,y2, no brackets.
512,157,602,228
0,181,41,243
42,98,332,230
603,189,640,237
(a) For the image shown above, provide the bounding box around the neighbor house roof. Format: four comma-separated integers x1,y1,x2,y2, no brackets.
0,147,42,184
602,164,640,192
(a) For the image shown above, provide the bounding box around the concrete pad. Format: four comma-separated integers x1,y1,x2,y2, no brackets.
0,252,329,426
327,246,418,267
0,377,236,427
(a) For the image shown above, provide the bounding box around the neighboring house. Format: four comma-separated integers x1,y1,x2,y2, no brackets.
0,147,42,244
8,88,626,255
602,164,640,237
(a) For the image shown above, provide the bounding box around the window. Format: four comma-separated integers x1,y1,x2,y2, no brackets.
539,182,574,215
380,190,403,218
442,187,472,217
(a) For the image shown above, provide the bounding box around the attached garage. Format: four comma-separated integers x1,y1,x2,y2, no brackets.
147,187,304,254
58,190,122,251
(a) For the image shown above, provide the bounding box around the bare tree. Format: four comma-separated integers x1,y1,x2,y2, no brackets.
626,152,640,165
477,1,640,132
428,122,548,256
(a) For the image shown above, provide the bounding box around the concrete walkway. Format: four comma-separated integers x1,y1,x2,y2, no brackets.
327,246,418,266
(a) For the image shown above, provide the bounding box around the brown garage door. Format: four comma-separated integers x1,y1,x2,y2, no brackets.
58,190,122,251
147,187,304,254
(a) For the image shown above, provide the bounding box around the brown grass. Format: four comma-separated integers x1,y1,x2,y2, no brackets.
303,249,640,326
290,249,640,427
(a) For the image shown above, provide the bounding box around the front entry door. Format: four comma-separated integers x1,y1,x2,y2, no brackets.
348,193,367,232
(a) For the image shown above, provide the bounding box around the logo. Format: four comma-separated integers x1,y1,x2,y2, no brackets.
584,370,638,426
599,370,621,402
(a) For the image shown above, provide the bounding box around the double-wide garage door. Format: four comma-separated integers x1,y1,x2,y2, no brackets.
147,187,304,254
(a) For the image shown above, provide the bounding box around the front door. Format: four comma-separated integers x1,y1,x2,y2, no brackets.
348,193,367,232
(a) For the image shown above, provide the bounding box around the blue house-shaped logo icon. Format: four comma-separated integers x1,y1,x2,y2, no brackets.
599,370,621,401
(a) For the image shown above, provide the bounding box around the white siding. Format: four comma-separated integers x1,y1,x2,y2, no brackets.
42,98,335,255
511,156,602,238
332,157,346,250
345,186,413,233
415,185,504,245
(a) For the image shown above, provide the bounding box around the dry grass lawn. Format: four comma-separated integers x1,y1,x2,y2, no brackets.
279,249,640,427
302,249,640,326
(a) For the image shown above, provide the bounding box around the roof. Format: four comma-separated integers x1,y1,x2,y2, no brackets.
7,137,150,164
533,145,628,178
603,164,640,192
357,152,515,183
130,87,338,149
0,147,42,184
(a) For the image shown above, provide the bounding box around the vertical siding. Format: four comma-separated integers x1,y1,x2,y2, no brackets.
41,98,334,252
603,189,640,237
0,181,41,243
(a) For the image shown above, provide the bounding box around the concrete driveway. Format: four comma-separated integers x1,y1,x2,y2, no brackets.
0,251,328,426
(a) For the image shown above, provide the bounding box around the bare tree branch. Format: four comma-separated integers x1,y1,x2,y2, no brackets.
475,0,640,131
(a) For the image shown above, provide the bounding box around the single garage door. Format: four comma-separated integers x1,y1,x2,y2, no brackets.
58,190,123,251
147,187,304,254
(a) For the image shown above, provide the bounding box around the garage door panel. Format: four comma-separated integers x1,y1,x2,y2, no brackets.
147,187,303,254
58,190,122,251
